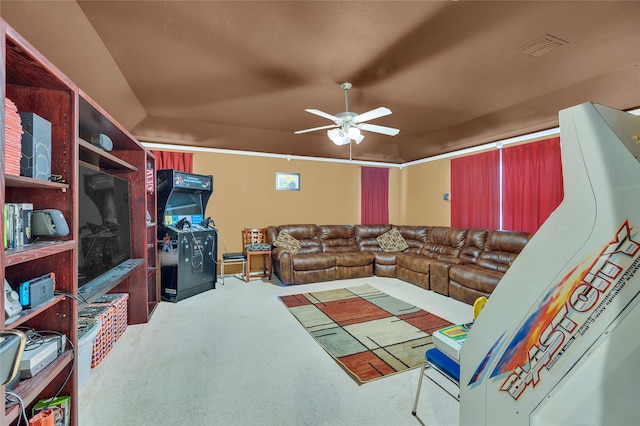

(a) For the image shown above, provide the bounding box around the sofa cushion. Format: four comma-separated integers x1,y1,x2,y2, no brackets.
334,251,375,267
458,228,489,263
396,252,431,274
372,251,398,265
449,264,503,294
421,227,467,258
273,232,301,254
449,281,489,306
276,224,322,254
395,226,429,252
354,224,392,251
476,230,531,272
376,227,409,252
291,253,336,271
319,225,359,253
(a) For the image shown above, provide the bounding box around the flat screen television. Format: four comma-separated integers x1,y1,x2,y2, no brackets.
78,164,132,287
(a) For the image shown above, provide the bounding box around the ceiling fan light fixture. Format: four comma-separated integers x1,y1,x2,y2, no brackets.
328,129,345,145
349,127,364,144
297,82,399,146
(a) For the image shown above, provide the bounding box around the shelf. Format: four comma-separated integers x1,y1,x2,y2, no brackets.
2,20,158,425
5,240,75,267
147,301,159,319
5,174,70,190
78,139,138,171
5,33,74,91
4,349,74,424
78,258,145,304
4,295,65,329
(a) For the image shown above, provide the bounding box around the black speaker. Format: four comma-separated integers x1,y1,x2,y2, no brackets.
19,112,51,181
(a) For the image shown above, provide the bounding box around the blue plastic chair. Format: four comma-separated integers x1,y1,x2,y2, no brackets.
412,347,460,416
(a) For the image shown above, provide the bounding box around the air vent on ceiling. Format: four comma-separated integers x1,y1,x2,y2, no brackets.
519,34,568,58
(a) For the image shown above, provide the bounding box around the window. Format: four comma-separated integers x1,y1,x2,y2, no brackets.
451,137,563,233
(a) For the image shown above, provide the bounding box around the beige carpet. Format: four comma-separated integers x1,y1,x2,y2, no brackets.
79,276,472,425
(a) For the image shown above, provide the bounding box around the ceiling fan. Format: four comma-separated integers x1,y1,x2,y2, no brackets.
294,82,400,145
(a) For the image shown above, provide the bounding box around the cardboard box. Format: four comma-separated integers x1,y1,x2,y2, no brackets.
32,395,70,426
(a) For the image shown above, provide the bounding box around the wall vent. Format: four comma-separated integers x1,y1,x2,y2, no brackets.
519,34,568,57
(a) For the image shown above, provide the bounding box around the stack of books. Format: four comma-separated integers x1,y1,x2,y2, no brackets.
4,97,23,176
4,203,33,249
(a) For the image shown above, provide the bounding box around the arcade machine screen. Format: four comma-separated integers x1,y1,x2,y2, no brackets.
164,192,204,227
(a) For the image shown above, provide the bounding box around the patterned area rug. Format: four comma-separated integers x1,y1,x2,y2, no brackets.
279,284,452,384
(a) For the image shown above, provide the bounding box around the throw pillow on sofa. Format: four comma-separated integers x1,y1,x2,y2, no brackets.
376,227,409,252
273,232,301,254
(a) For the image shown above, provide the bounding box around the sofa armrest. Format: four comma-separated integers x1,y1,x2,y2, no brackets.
430,261,452,296
271,247,294,284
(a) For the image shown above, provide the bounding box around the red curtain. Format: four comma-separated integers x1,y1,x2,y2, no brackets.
502,137,564,233
361,167,389,224
451,150,500,229
151,150,193,173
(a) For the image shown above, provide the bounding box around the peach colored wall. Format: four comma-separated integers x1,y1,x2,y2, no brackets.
182,151,447,254
399,159,451,226
193,152,361,253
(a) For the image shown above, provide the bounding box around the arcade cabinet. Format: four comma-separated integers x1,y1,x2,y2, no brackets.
460,103,640,425
157,170,218,302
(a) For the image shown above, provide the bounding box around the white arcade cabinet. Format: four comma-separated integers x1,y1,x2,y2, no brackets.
460,103,640,425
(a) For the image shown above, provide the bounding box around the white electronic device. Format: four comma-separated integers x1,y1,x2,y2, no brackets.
19,337,59,379
4,279,22,323
460,103,640,425
432,324,469,362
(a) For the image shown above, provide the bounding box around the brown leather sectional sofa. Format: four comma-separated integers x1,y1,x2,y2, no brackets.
265,224,531,305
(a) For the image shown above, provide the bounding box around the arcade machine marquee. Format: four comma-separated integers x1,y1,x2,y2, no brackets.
460,103,640,425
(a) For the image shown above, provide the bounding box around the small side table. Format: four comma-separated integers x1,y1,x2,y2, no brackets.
245,250,272,282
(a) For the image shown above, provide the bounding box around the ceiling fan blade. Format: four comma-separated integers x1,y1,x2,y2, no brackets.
294,124,338,134
359,123,400,136
355,107,392,123
305,109,338,122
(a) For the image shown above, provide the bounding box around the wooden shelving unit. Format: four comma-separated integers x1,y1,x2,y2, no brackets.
77,91,159,325
1,19,159,425
146,152,160,318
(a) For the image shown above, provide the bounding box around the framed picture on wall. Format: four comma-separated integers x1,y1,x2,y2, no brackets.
276,172,300,191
